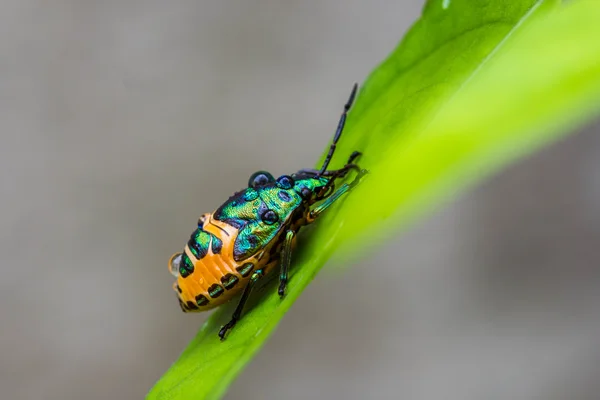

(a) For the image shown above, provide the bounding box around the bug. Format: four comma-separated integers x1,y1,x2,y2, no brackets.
168,84,367,340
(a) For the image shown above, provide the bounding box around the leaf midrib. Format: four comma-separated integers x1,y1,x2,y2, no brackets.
438,1,546,117
350,1,548,153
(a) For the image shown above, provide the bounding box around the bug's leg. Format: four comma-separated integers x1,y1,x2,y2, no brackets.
300,152,361,179
346,151,361,165
330,151,362,181
307,169,368,222
218,269,265,341
334,163,360,180
298,165,355,177
299,150,361,179
278,230,296,298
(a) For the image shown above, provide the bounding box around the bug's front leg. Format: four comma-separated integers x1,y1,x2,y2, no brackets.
307,169,368,223
278,230,296,298
218,269,265,341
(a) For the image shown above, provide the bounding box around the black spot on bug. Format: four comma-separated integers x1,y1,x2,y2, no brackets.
179,254,194,278
260,209,279,225
188,239,202,259
248,171,275,188
178,299,188,312
222,218,244,229
186,301,199,310
276,175,294,189
176,285,182,293
195,294,209,306
278,190,292,202
188,228,211,259
236,263,254,277
247,234,259,247
208,284,224,298
221,273,239,290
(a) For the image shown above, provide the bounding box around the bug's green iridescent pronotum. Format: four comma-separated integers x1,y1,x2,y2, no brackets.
168,84,367,340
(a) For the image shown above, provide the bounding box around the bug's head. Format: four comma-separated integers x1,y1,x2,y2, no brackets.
289,172,331,204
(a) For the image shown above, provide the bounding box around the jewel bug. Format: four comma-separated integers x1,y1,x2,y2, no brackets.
168,84,367,340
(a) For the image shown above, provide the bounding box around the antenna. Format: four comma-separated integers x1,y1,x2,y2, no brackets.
318,83,358,175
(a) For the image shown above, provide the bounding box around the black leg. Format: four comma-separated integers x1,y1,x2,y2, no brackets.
218,269,265,340
308,169,368,222
299,163,359,178
318,84,358,175
346,151,361,165
315,153,363,199
278,230,295,298
298,150,361,179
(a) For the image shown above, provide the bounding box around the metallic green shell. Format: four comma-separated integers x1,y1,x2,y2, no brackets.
213,175,328,261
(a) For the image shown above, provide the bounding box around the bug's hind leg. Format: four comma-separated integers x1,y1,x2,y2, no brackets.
278,230,296,298
218,269,265,341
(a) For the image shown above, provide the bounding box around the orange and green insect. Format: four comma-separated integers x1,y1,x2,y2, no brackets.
168,84,367,340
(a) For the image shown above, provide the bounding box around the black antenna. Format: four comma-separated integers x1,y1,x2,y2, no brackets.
318,83,358,175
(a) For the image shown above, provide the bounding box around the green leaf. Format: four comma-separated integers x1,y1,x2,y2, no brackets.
148,1,600,399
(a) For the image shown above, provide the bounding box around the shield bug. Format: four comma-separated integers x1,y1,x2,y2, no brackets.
168,84,367,340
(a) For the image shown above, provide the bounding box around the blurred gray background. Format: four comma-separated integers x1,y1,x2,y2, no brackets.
2,1,600,399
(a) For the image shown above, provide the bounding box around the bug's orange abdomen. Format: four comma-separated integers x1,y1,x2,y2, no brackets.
171,214,276,312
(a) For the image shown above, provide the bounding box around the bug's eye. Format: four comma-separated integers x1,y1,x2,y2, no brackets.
169,253,182,277
276,175,294,190
300,187,312,200
248,171,275,188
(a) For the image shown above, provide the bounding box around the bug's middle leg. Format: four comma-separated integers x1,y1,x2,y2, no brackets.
218,268,265,341
278,230,296,298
